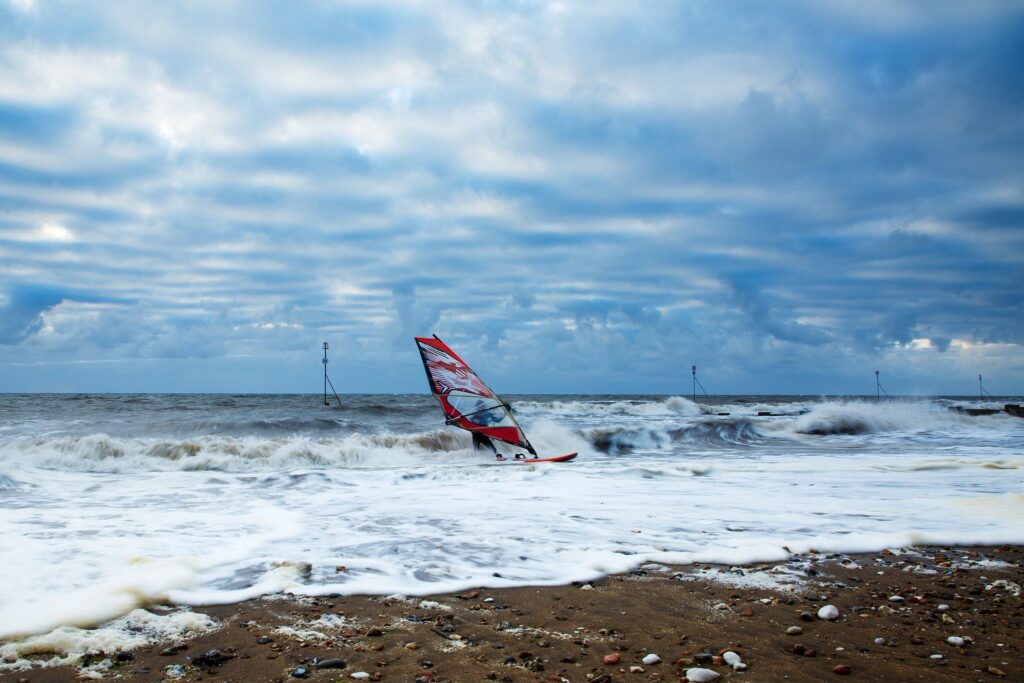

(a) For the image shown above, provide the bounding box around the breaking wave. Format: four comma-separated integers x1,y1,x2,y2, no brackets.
0,431,473,473
585,418,764,453
791,401,978,436
516,396,703,417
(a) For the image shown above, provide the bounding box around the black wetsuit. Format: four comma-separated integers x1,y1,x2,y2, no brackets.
472,432,496,453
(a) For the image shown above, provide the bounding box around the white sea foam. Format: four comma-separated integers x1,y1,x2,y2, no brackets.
1,393,1022,671
516,395,702,418
788,400,982,436
0,609,218,672
0,432,460,473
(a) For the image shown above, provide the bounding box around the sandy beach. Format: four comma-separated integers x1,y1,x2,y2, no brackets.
3,544,1019,682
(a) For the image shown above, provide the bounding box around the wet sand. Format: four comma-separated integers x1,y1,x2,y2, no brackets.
3,545,1021,682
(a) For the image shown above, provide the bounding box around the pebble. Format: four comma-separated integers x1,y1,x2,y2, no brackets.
874,637,886,645
722,651,742,667
946,636,965,647
290,667,309,679
483,597,494,603
930,654,943,660
714,602,729,610
888,595,905,602
405,642,420,650
642,653,661,665
350,673,370,680
799,611,814,621
602,653,621,665
818,605,839,620
937,604,950,611
314,658,347,669
786,626,803,635
833,664,852,675
685,668,720,682
580,583,594,591
629,666,644,673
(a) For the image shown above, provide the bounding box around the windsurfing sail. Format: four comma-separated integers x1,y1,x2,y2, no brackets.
415,335,536,455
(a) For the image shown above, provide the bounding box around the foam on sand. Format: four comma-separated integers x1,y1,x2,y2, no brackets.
0,608,218,672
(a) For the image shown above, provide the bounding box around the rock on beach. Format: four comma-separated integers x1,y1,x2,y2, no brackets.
818,604,839,620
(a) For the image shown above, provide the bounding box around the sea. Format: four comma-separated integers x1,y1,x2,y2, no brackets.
1,393,1022,669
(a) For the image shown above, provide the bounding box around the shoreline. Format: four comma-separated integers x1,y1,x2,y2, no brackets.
1,545,1020,682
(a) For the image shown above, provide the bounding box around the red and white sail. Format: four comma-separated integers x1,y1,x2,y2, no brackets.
415,336,535,453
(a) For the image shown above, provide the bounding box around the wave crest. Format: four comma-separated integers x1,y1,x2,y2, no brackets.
586,418,763,453
791,401,972,436
0,431,474,473
516,396,703,417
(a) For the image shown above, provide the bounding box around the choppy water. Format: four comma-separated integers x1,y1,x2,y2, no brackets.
1,393,1023,663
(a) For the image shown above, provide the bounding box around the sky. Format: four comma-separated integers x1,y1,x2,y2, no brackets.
1,0,1022,395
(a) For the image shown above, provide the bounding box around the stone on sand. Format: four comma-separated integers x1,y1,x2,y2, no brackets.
685,668,720,682
818,604,839,620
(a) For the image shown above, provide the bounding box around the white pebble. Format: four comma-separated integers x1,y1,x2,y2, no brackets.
874,637,886,645
714,602,729,610
818,604,839,620
937,604,950,611
642,653,661,665
947,636,965,647
787,626,803,635
685,669,720,683
733,662,747,671
930,654,943,660
350,674,370,681
579,583,594,591
629,666,644,673
888,595,905,602
723,651,742,666
483,597,494,603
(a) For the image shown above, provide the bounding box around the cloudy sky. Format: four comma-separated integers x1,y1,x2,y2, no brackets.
1,0,1022,395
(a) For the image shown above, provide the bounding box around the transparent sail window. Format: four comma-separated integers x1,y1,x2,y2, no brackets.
447,392,515,427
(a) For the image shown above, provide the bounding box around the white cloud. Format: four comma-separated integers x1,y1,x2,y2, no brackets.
0,1,1021,391
6,0,35,13
37,222,74,242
